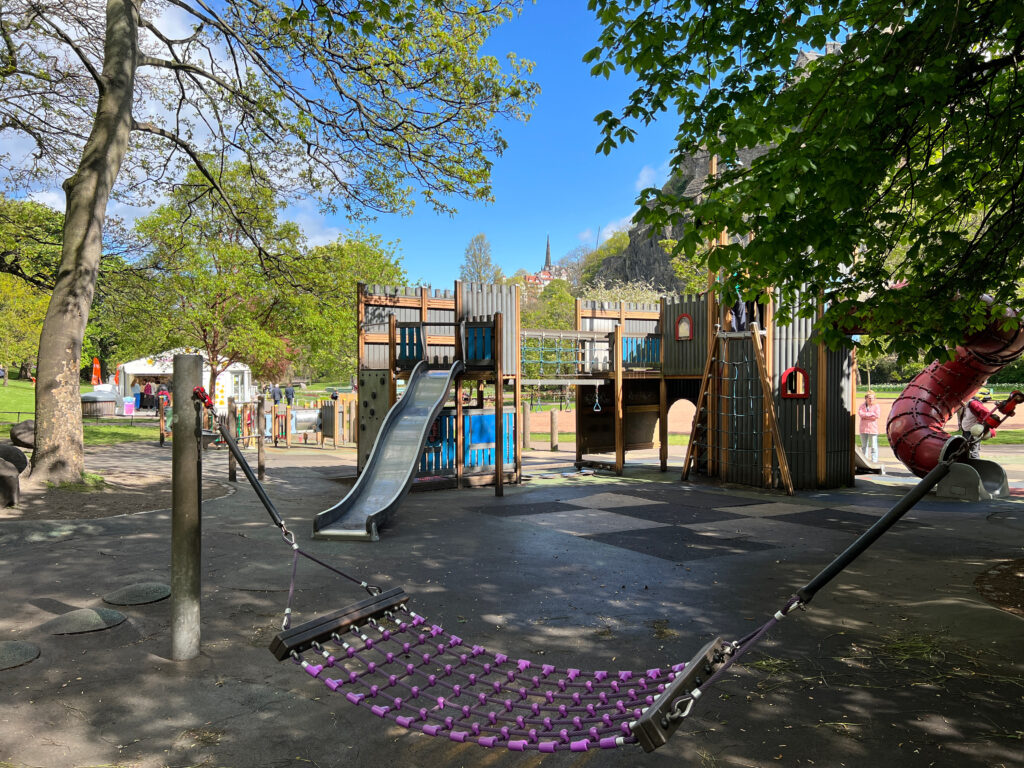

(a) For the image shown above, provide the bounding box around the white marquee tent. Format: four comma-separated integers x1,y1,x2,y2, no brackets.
116,350,255,408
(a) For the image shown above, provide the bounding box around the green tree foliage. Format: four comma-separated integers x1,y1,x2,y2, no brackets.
293,235,406,381
659,238,708,295
459,233,503,283
2,0,536,480
0,196,63,290
0,274,48,376
579,231,629,287
113,163,404,399
587,0,1024,359
522,279,575,330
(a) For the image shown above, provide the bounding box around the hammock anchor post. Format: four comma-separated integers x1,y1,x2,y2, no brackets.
171,353,204,661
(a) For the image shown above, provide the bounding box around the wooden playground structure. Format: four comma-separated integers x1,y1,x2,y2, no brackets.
354,279,856,493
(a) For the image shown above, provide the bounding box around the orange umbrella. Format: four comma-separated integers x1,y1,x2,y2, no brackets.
91,357,101,385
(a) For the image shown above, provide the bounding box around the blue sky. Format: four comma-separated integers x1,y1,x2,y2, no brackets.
300,2,681,287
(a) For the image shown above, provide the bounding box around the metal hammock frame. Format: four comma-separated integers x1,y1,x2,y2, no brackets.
191,386,964,753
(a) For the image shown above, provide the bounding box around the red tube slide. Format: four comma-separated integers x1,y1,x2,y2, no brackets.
887,305,1024,477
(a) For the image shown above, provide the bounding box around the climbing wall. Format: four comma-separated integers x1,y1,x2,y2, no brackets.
357,370,390,471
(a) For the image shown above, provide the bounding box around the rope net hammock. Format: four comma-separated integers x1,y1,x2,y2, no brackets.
190,386,966,755
270,586,734,753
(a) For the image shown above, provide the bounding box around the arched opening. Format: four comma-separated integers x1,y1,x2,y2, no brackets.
674,314,694,341
663,397,696,467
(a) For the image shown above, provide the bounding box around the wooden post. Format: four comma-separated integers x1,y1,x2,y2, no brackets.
228,397,237,482
388,313,397,407
750,323,794,495
357,283,366,370
456,376,464,489
171,354,202,660
420,285,430,364
682,330,719,481
521,402,531,452
285,404,292,449
336,398,343,446
550,408,558,451
257,396,266,481
349,399,357,446
513,284,522,483
659,376,668,471
494,313,503,497
816,304,828,487
614,323,624,475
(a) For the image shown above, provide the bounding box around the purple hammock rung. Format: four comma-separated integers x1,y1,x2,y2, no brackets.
274,597,722,752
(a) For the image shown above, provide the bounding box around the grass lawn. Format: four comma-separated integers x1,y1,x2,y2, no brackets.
0,378,41,419
83,424,161,445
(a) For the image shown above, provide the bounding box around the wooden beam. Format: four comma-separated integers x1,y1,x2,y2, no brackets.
580,309,660,320
494,312,504,497
816,304,828,487
357,282,366,369
750,323,793,495
682,332,718,480
659,375,668,472
388,313,397,408
614,323,624,475
513,284,522,484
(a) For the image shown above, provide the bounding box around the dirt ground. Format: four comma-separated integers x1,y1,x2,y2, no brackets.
0,444,232,522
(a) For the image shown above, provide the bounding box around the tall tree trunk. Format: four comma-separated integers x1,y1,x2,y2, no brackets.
32,0,138,483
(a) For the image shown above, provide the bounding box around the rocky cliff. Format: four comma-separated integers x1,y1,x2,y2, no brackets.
593,146,767,292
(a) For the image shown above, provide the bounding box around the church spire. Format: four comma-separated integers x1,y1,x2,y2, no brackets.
544,235,552,270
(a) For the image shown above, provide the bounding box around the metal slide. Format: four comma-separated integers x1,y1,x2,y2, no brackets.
313,359,464,541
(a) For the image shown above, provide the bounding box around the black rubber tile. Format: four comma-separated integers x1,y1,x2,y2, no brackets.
612,503,747,526
582,526,778,562
772,507,927,533
479,500,582,517
627,487,763,508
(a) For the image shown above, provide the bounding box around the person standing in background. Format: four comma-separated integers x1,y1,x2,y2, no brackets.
858,390,881,463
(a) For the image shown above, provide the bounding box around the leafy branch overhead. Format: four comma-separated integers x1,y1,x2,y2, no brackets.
1,0,535,482
588,0,1024,358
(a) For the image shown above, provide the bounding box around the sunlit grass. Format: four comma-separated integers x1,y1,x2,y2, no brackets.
82,424,160,446
48,472,108,492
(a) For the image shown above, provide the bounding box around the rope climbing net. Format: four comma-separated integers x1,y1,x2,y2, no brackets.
690,348,769,487
520,330,612,380
274,588,735,753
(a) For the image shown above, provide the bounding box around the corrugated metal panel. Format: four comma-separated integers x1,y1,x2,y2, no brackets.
624,318,658,334
581,317,617,333
824,345,854,486
773,302,818,488
663,294,708,375
364,345,388,369
461,282,518,370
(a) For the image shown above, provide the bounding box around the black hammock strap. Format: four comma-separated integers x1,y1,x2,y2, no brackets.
191,388,962,753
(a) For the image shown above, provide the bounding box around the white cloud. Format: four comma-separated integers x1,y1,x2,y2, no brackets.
576,212,637,248
634,164,658,192
286,201,344,247
27,189,65,211
599,214,635,242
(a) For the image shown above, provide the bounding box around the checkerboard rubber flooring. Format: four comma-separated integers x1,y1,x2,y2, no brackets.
487,490,926,563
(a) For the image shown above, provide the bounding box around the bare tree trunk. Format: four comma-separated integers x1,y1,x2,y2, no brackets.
31,0,138,483
208,367,219,406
